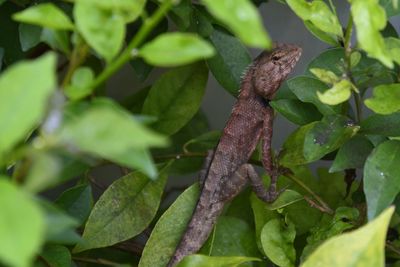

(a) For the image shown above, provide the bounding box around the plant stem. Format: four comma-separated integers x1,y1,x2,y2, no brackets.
90,0,174,91
61,40,89,88
343,14,362,123
285,172,334,214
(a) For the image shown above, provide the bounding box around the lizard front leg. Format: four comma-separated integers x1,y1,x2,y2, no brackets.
247,106,281,202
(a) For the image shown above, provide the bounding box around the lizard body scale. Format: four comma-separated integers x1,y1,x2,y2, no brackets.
167,43,302,267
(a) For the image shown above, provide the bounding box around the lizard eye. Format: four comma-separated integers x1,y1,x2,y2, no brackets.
272,55,281,61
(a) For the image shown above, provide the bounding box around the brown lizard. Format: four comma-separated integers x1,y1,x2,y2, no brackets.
167,43,302,267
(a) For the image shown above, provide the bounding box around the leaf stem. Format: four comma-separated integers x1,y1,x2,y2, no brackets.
343,14,362,123
285,172,334,214
61,39,89,88
90,0,175,91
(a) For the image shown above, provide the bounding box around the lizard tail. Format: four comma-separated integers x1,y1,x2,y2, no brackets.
167,199,224,267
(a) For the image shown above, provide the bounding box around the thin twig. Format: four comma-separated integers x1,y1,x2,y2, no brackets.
386,241,400,257
285,172,334,214
91,0,175,91
304,196,333,214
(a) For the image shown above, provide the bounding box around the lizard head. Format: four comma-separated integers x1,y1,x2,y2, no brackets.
252,43,302,100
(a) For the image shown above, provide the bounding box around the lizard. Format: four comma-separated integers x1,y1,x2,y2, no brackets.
167,43,302,267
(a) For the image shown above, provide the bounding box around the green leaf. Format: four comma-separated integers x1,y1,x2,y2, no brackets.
380,0,400,17
301,207,360,261
301,207,394,267
360,112,400,136
0,53,56,158
206,26,252,96
0,3,26,65
39,200,80,244
286,0,342,37
13,3,74,30
183,130,220,153
316,79,353,105
39,245,71,267
330,135,374,172
170,0,192,30
317,169,348,208
384,37,400,65
350,51,362,68
270,99,322,125
58,99,167,178
74,166,168,252
201,0,271,48
261,218,296,267
250,193,279,249
202,216,260,260
65,67,95,100
176,255,260,267
0,178,45,267
287,76,340,115
264,190,304,210
139,33,214,67
19,24,42,52
138,184,200,267
77,0,146,22
74,1,125,61
142,63,208,135
350,0,393,68
40,29,70,55
55,184,93,226
304,115,359,162
365,83,400,114
23,152,62,193
305,48,395,90
279,122,318,166
309,68,340,84
192,6,214,37
304,21,339,46
364,140,400,220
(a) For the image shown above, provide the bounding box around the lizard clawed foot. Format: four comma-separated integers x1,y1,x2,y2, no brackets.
246,164,285,203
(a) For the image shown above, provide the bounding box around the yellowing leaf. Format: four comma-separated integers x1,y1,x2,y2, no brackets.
287,0,342,38
301,206,394,267
317,79,352,105
310,68,340,84
349,0,393,68
365,83,400,114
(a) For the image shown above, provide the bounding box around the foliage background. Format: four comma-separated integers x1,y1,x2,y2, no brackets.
2,0,400,267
